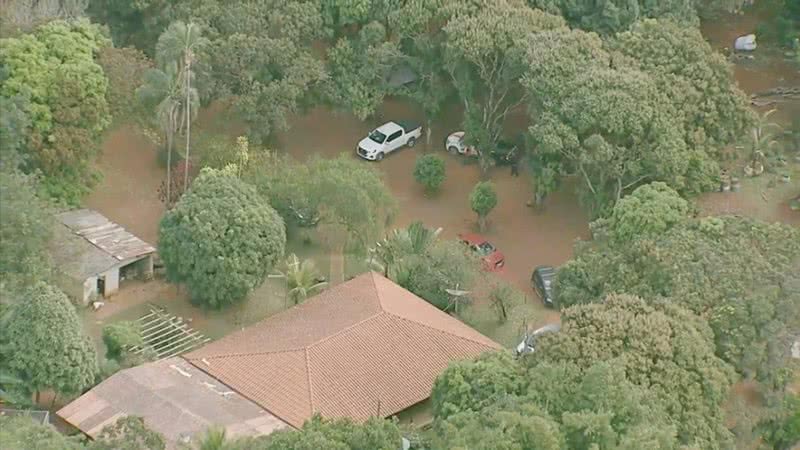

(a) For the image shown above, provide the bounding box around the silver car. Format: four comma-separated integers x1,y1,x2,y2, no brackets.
514,323,561,356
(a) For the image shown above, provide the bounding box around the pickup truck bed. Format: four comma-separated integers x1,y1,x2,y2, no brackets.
396,120,421,133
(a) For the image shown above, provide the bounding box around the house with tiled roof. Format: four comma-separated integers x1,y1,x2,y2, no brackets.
58,272,501,446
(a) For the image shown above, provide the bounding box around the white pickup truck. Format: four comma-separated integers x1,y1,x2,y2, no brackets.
356,120,422,161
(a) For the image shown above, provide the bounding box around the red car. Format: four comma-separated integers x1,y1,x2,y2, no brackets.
458,233,505,271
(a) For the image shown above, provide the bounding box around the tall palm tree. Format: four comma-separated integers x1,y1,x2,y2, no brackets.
272,254,328,305
137,62,182,204
156,21,207,192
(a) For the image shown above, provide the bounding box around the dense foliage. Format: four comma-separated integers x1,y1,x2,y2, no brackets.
0,19,111,204
1,282,98,397
431,352,525,420
557,206,800,387
159,168,287,308
0,415,84,450
240,416,403,450
533,295,735,448
247,154,396,247
524,19,752,213
0,171,53,293
413,154,446,193
97,46,152,119
527,0,699,34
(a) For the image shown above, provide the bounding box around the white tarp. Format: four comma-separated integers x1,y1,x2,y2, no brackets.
734,34,757,51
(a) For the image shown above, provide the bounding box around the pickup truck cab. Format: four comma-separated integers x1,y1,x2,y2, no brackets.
357,121,422,161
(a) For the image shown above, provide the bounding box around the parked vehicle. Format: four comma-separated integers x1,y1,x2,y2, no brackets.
357,121,422,161
515,323,560,356
444,131,519,166
458,232,505,271
531,265,556,307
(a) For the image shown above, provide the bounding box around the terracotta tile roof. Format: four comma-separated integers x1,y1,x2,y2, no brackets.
185,272,501,428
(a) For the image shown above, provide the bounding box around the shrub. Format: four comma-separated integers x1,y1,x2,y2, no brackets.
413,154,446,193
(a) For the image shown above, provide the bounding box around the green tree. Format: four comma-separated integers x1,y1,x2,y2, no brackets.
324,22,400,120
556,216,800,386
247,154,396,248
534,294,735,449
442,1,565,174
432,352,525,420
88,416,166,450
0,415,84,450
469,181,497,232
392,239,480,312
432,399,565,450
524,361,680,449
0,95,31,170
97,46,152,119
611,19,754,149
272,254,328,305
0,170,53,293
413,154,446,193
158,168,286,308
758,393,800,450
86,0,173,51
0,19,112,204
527,0,699,34
252,415,402,450
174,0,326,144
604,181,691,243
1,282,98,399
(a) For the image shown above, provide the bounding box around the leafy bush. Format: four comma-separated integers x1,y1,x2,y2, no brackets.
470,181,498,231
102,321,143,361
413,154,446,193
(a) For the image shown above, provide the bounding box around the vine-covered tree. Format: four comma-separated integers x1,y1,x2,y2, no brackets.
97,46,152,119
159,168,286,308
1,282,98,399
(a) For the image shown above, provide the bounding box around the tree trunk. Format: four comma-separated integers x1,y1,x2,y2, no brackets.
478,215,486,232
35,390,40,404
425,119,432,147
183,55,192,193
165,126,173,207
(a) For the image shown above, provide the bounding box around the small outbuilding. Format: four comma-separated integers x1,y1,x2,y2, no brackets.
51,209,155,304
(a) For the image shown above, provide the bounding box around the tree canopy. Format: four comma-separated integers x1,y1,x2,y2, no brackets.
1,282,98,397
556,214,800,386
532,294,735,449
159,168,287,308
247,153,396,247
0,19,111,204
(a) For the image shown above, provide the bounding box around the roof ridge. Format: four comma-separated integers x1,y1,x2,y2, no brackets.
306,310,386,350
187,347,307,362
384,311,500,350
303,347,316,418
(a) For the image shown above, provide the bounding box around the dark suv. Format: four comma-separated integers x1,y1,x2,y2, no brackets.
531,266,556,307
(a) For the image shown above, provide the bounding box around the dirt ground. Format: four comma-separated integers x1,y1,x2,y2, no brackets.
82,12,798,340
